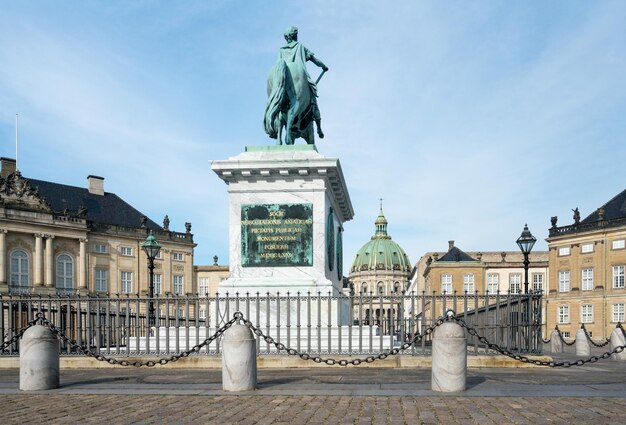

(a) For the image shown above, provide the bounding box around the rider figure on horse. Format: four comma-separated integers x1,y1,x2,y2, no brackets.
264,26,329,145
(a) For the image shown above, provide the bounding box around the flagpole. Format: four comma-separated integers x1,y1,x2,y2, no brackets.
15,113,19,172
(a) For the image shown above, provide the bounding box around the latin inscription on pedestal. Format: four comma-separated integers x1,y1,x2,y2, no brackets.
241,203,313,267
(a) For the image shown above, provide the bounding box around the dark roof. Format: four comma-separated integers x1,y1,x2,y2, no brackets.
29,178,160,230
582,187,626,223
438,246,476,262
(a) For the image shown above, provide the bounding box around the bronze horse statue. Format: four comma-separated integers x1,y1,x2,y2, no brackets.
264,27,327,145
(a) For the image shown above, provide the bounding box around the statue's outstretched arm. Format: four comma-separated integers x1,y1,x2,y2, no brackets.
309,55,329,72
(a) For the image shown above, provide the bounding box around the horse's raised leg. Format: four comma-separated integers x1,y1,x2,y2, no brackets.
304,123,315,145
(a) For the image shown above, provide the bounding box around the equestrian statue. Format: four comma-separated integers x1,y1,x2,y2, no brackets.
264,26,328,145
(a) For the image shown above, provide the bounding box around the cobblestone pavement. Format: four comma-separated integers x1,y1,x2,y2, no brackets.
1,364,626,424
1,394,625,424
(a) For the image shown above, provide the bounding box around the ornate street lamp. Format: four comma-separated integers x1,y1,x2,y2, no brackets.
516,224,536,294
141,231,161,326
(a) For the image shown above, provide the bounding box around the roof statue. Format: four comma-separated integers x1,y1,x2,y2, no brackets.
264,26,328,145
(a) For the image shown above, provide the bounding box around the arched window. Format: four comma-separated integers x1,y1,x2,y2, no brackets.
393,282,401,293
362,283,368,294
56,254,74,291
10,250,30,293
377,281,385,295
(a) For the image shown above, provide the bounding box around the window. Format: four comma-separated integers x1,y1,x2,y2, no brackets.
532,274,544,292
509,274,521,294
558,271,570,292
487,274,499,293
154,250,162,259
362,283,368,295
153,274,162,295
121,271,133,293
199,308,207,320
439,273,452,293
56,254,74,290
581,243,594,254
9,250,30,293
95,269,108,292
558,247,570,256
582,268,594,291
612,240,626,250
93,243,107,253
558,305,570,324
613,303,625,323
463,274,475,293
581,304,593,323
173,275,184,295
172,252,184,261
120,246,133,256
562,331,571,338
613,266,625,289
377,282,384,295
199,277,209,295
393,282,401,294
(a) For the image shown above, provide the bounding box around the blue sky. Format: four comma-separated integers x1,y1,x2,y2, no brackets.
1,1,625,268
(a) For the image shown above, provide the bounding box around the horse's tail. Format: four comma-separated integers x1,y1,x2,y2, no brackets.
264,59,288,139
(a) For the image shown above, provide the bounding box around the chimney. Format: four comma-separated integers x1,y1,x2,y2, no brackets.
1,157,16,178
448,240,455,251
87,175,104,195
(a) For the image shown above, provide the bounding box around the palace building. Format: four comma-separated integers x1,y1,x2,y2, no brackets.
0,157,195,297
545,188,626,340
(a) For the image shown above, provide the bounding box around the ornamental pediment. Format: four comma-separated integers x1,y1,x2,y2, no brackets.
0,172,52,213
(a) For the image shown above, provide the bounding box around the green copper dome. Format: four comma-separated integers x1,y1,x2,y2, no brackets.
351,209,411,273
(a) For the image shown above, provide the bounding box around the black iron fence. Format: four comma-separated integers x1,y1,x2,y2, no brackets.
1,291,542,356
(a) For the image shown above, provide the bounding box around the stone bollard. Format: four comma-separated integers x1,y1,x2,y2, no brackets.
575,328,590,357
550,329,563,353
610,328,626,361
222,324,256,391
20,325,59,391
431,322,466,392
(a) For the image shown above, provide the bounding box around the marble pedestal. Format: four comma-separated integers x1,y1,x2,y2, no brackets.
211,145,354,326
610,328,626,361
431,322,466,393
575,328,590,357
549,329,563,353
20,325,59,391
222,324,256,391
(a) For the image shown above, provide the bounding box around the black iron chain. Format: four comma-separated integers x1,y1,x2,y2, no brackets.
582,326,610,348
451,316,626,367
1,313,46,351
556,327,576,346
38,313,239,367
240,314,446,366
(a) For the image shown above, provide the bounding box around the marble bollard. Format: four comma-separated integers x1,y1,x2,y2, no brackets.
20,325,59,391
575,328,590,357
550,330,563,353
610,328,626,361
431,322,466,392
222,324,256,391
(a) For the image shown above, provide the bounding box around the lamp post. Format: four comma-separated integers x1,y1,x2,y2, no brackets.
516,224,536,294
141,231,161,326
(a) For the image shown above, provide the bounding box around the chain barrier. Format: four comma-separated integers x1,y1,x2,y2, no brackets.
581,325,611,348
1,313,45,351
451,316,626,368
240,313,446,366
556,326,576,346
32,312,239,367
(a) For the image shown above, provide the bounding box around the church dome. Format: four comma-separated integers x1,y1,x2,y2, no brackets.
351,209,411,273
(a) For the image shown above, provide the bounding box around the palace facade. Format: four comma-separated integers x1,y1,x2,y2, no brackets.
0,157,195,297
545,188,626,339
